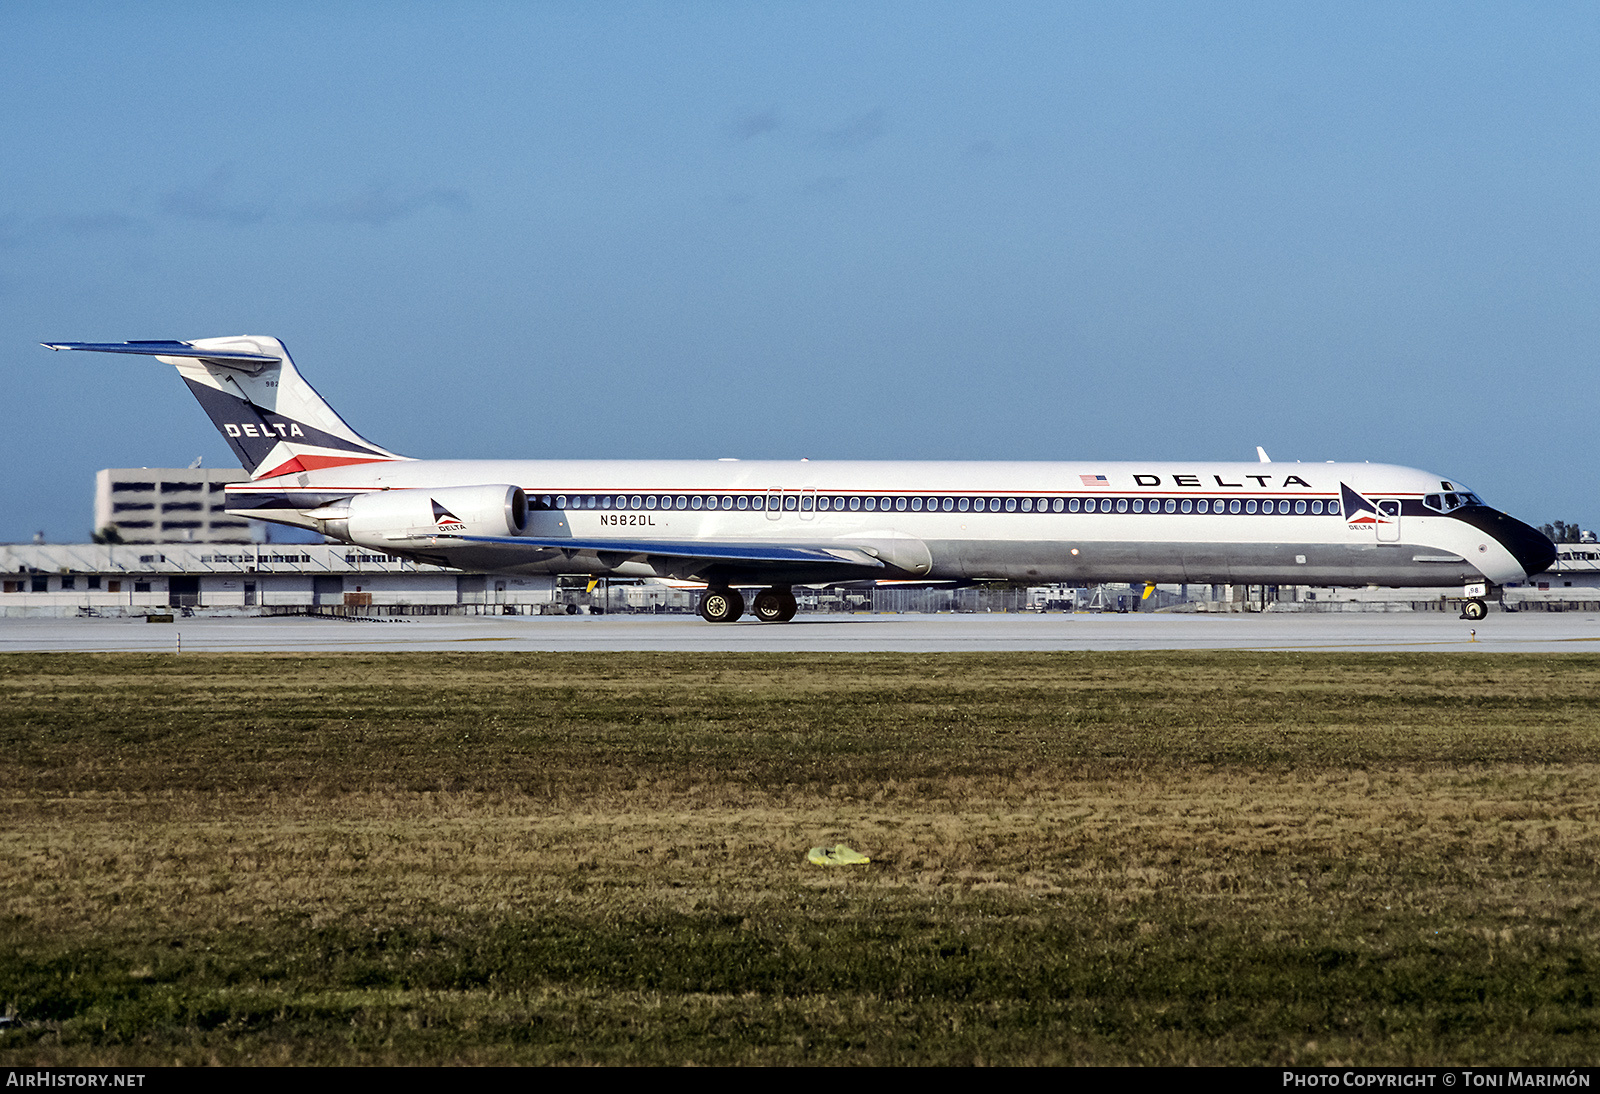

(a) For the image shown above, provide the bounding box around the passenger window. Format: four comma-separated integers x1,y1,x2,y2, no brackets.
1196,500,1208,513
942,498,954,511
896,497,907,511
958,498,970,512
1053,498,1064,512
1164,499,1176,513
849,497,861,511
1328,501,1340,516
1132,499,1144,513
1019,498,1030,512
1116,498,1128,513
1100,499,1112,513
1068,499,1080,513
911,497,923,511
1230,500,1241,514
1311,500,1322,514
1246,500,1258,514
1181,499,1193,514
1295,500,1306,514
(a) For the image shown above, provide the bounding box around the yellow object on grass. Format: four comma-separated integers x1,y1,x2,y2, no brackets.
807,844,870,866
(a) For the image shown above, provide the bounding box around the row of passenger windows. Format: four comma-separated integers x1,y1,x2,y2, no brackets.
531,493,1343,516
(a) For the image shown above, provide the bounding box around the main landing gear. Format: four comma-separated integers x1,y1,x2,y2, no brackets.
752,587,798,623
697,586,797,623
1461,598,1488,621
698,587,745,623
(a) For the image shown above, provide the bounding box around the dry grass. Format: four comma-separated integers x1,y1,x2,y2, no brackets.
1,652,1597,1064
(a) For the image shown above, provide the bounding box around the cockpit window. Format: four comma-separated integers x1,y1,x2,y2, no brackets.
1424,492,1484,514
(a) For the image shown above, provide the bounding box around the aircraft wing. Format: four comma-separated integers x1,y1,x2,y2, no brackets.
449,534,882,566
394,533,889,584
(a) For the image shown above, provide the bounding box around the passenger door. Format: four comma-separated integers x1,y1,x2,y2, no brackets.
1376,500,1401,542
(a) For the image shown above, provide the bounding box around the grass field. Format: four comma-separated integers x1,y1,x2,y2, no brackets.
1,651,1597,1065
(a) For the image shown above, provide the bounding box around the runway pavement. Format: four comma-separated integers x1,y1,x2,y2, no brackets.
3,611,1599,653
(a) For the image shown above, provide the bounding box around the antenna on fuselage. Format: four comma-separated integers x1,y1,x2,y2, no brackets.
1256,446,1271,463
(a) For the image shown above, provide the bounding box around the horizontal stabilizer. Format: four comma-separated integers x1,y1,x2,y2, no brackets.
42,340,281,364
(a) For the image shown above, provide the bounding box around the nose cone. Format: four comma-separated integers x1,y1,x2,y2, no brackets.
1455,507,1557,579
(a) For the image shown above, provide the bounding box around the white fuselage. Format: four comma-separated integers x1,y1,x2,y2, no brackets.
229,457,1543,589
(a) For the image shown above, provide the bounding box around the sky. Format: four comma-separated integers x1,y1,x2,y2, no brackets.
3,1,1597,541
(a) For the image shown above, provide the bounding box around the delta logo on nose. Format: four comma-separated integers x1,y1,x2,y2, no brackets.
1341,483,1391,532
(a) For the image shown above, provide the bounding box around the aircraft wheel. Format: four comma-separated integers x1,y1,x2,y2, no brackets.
1462,598,1488,621
699,588,745,623
753,588,797,623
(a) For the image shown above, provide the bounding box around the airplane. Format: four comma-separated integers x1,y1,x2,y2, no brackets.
43,335,1555,623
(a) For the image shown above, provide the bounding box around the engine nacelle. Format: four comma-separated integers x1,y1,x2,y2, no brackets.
319,484,527,546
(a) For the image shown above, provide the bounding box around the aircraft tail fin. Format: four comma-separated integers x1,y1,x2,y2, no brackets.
42,336,409,480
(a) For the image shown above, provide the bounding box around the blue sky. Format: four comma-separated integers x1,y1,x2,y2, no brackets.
3,2,1596,540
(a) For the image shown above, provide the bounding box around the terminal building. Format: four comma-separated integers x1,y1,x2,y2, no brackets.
0,540,559,614
3,534,1594,618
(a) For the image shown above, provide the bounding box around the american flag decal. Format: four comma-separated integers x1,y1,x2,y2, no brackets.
1080,474,1109,488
